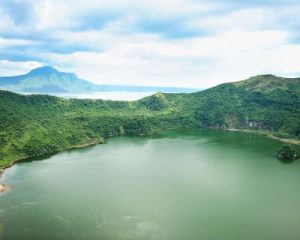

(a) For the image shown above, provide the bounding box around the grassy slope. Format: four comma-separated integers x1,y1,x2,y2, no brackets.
0,75,299,167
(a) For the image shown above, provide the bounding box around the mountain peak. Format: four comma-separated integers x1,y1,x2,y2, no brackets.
234,74,300,92
249,74,280,80
28,66,60,76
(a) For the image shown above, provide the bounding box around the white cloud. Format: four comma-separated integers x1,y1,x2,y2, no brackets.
1,0,300,88
46,28,300,88
0,60,42,76
187,8,266,33
0,37,36,48
34,1,74,30
0,10,15,32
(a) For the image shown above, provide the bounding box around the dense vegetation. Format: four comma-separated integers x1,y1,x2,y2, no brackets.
276,145,299,163
0,74,300,168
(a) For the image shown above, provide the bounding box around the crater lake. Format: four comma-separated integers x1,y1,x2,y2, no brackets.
1,129,300,240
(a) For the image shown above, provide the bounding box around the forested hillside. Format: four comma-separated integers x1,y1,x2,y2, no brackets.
1,74,299,167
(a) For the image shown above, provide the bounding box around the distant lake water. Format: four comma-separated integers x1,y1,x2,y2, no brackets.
52,91,156,100
1,129,300,239
18,91,157,100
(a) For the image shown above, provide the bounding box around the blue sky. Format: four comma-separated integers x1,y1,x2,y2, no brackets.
0,0,300,88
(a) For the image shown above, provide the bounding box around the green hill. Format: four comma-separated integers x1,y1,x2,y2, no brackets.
0,74,299,167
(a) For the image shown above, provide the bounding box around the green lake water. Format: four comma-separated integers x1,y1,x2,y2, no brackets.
1,129,300,240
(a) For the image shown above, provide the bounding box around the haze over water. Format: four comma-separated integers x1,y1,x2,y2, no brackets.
1,129,300,240
17,91,155,101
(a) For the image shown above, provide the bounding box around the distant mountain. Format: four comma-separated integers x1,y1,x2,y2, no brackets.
0,66,197,93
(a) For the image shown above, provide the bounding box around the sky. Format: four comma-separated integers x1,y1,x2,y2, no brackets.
0,0,300,88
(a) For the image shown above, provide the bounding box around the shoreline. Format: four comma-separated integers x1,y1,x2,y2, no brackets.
0,128,299,194
0,160,16,179
0,164,11,193
226,128,300,145
0,140,103,194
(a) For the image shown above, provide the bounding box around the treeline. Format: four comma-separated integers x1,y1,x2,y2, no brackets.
0,75,299,167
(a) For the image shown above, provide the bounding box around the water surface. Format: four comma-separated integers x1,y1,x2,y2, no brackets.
1,129,300,240
17,91,154,100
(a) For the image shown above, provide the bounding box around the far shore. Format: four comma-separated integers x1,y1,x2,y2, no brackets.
0,127,299,195
226,128,300,145
1,128,299,175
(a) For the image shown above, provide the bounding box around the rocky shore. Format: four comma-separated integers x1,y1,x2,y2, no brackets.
0,162,15,194
0,170,9,193
0,183,9,193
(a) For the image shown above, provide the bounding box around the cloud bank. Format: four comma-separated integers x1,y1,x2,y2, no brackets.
0,0,300,88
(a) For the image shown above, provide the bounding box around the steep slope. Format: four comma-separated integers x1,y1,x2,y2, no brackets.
186,75,300,136
0,74,299,167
